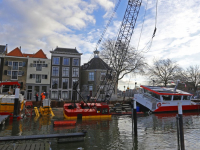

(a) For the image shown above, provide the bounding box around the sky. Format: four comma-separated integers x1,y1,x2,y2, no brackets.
0,0,200,90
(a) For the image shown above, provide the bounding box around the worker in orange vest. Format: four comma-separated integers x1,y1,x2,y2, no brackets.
41,92,46,100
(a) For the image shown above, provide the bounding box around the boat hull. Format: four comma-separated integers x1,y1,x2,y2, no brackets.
154,104,200,113
63,102,111,120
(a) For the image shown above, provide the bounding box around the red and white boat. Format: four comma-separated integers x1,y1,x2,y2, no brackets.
134,85,200,113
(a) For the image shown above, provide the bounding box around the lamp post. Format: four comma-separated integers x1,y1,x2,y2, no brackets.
123,86,125,101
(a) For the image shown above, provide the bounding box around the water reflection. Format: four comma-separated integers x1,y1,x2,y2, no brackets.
0,112,199,150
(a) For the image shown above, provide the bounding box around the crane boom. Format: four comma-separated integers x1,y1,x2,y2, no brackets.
97,0,142,102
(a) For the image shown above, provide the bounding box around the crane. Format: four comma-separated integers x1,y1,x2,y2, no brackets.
95,0,142,102
72,0,142,104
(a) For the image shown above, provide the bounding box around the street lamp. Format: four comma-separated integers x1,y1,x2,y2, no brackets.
135,82,137,89
123,86,126,101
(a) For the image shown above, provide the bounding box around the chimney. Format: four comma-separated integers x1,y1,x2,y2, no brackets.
20,46,21,51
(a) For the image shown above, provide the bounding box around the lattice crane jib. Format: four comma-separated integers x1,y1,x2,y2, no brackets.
97,0,142,102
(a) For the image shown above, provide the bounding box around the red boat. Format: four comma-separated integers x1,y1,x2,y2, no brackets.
134,84,200,113
63,101,111,120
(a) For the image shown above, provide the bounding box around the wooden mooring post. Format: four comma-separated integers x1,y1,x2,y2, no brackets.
177,102,185,150
132,100,137,136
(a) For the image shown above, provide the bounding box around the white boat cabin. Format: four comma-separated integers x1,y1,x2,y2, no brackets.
134,85,193,111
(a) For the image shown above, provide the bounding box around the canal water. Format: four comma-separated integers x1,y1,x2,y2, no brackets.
0,111,200,150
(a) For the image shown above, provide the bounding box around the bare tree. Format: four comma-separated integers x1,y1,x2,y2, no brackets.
148,59,181,86
180,65,200,93
100,39,146,85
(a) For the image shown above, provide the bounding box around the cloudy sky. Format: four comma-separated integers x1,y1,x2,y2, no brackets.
0,0,200,90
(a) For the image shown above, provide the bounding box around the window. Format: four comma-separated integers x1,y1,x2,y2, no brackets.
11,71,18,80
43,61,45,64
51,91,58,99
36,64,42,71
89,72,94,81
36,75,41,83
72,68,79,77
73,58,79,66
63,58,70,66
19,62,22,67
13,62,18,70
62,91,68,99
62,78,68,89
7,70,11,76
89,85,93,91
33,63,36,67
52,57,60,65
52,78,58,89
33,61,36,63
62,67,69,77
52,67,59,76
100,72,106,81
42,75,46,79
8,61,12,66
72,79,78,88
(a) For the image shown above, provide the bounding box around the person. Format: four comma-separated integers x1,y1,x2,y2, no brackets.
41,92,46,100
87,94,90,102
36,93,38,102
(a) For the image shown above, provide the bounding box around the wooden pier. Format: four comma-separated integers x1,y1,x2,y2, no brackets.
0,142,50,150
0,132,87,141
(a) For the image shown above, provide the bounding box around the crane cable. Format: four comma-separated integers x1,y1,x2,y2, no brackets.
138,0,158,54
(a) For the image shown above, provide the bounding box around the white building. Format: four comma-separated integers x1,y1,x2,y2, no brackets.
25,49,51,100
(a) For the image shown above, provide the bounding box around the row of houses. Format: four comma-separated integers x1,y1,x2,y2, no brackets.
0,44,114,101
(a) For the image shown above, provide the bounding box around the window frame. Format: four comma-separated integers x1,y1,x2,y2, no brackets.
51,91,58,99
11,71,18,80
52,57,60,65
52,66,59,76
62,78,69,89
52,78,59,89
63,57,70,66
62,67,69,77
62,91,68,99
72,68,79,77
100,72,106,81
88,72,94,81
72,58,79,66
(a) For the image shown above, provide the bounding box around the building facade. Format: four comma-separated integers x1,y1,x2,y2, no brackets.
2,47,28,94
50,47,82,100
80,50,117,101
25,50,51,100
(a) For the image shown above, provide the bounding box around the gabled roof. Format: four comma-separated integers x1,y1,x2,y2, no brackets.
7,47,23,57
53,47,81,54
0,45,6,54
30,49,47,59
33,49,47,58
82,57,112,70
6,47,48,59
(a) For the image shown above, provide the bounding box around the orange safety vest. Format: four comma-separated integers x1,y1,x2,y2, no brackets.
41,93,45,100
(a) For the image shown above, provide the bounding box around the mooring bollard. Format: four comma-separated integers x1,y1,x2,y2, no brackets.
178,102,185,150
13,88,20,118
132,100,137,136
